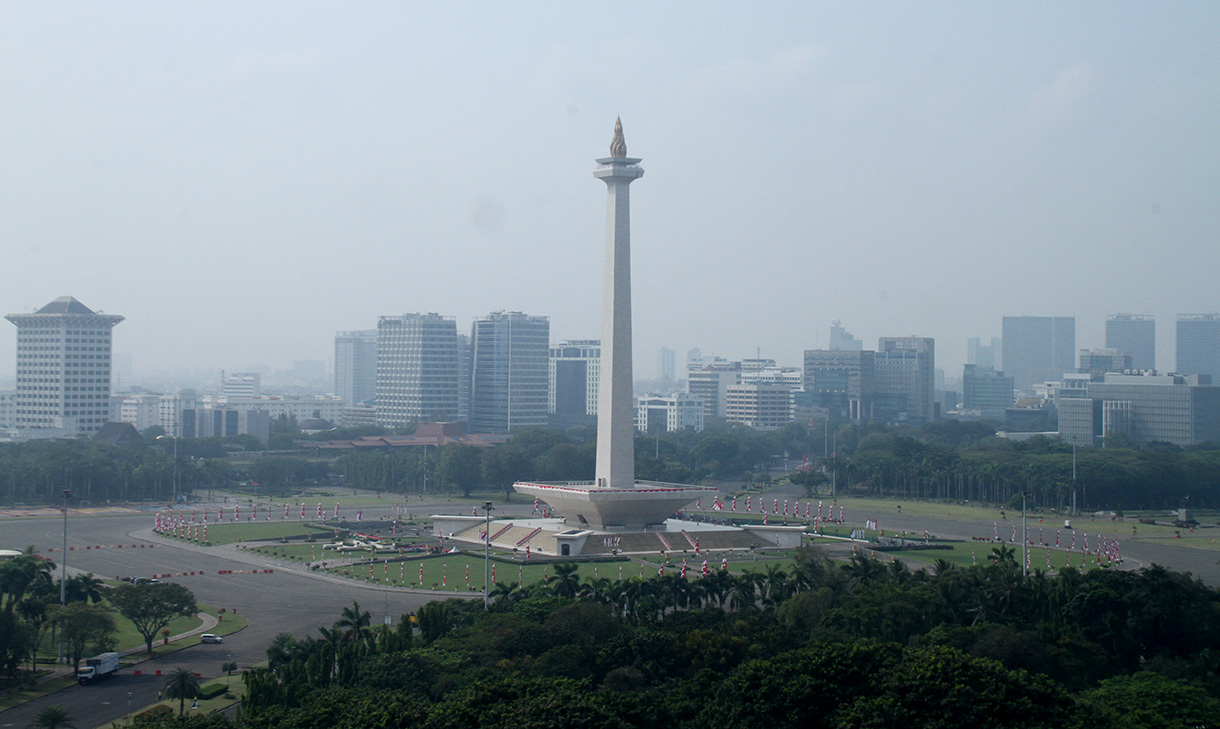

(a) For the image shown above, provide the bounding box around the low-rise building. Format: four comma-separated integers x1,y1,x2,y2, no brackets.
725,383,794,431
635,393,704,434
1059,372,1220,448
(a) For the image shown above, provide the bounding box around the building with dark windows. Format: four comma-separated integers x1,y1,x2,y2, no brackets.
374,313,459,428
1001,316,1075,394
1106,314,1155,371
1079,348,1133,380
335,330,377,406
1176,314,1220,380
962,364,1014,420
874,336,936,424
550,339,600,424
469,311,550,433
6,296,123,436
803,349,875,421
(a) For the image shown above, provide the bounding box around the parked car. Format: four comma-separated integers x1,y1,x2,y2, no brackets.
200,634,223,644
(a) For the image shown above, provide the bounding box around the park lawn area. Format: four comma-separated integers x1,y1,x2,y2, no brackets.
1140,535,1220,551
882,541,1113,572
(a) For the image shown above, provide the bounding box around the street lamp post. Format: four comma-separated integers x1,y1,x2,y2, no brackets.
483,501,494,610
157,434,179,505
127,690,132,723
226,653,232,688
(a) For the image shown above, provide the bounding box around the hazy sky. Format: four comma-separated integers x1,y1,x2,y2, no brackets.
2,3,1217,385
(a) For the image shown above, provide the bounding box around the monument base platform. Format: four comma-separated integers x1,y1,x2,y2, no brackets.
432,515,805,558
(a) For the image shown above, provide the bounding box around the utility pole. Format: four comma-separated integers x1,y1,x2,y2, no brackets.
1021,490,1029,578
60,489,70,663
483,501,494,610
1071,444,1077,516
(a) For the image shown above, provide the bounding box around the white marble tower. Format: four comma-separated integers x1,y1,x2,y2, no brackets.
593,118,644,490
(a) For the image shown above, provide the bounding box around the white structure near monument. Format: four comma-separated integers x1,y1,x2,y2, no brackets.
435,120,801,555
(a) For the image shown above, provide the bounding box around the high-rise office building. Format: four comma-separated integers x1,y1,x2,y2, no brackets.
1106,314,1155,372
962,364,1013,419
375,313,460,428
5,296,124,435
874,336,936,424
1001,316,1075,393
1176,314,1220,380
469,311,550,433
335,330,377,406
829,320,863,351
967,337,1002,370
550,339,600,423
657,347,675,381
803,349,875,421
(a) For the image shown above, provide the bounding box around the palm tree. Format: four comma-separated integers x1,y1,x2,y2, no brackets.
163,667,200,716
63,574,105,604
28,705,76,729
334,601,372,644
549,563,581,599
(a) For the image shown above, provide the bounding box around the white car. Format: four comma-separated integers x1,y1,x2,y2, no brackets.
200,634,222,644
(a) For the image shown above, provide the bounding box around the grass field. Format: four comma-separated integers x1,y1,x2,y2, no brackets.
196,521,337,545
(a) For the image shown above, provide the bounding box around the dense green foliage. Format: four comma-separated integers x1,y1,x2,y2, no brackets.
204,552,1220,729
5,421,1220,510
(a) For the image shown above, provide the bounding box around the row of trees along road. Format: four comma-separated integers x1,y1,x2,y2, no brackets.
4,419,1220,511
0,551,197,680
110,548,1220,729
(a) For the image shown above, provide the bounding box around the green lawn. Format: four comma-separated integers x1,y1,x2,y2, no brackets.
190,521,337,545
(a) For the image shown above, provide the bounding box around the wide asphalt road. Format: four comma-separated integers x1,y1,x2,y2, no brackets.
0,505,481,729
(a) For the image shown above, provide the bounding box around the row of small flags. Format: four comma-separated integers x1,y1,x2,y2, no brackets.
698,496,846,522
155,502,373,526
989,522,1122,560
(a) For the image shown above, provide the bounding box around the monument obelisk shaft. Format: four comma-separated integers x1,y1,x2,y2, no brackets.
593,118,643,490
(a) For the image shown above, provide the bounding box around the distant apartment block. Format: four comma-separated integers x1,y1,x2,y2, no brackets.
6,296,123,436
117,393,162,431
1106,314,1155,371
334,330,377,406
181,407,270,442
1176,314,1220,380
1059,372,1220,448
469,311,550,433
550,339,600,423
1001,316,1075,394
636,392,704,434
375,313,460,428
725,383,794,431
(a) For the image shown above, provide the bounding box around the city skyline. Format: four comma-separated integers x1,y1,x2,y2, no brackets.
2,4,1217,380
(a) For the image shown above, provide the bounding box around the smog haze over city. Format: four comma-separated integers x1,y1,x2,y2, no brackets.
2,3,1217,385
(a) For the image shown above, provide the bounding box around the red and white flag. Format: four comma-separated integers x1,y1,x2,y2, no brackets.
701,560,708,577
732,496,737,511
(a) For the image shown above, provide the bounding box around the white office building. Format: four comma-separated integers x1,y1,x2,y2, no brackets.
5,296,124,436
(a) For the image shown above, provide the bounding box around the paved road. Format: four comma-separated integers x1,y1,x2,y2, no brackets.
0,505,478,729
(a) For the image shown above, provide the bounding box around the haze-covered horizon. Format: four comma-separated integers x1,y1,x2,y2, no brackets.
3,3,1217,385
